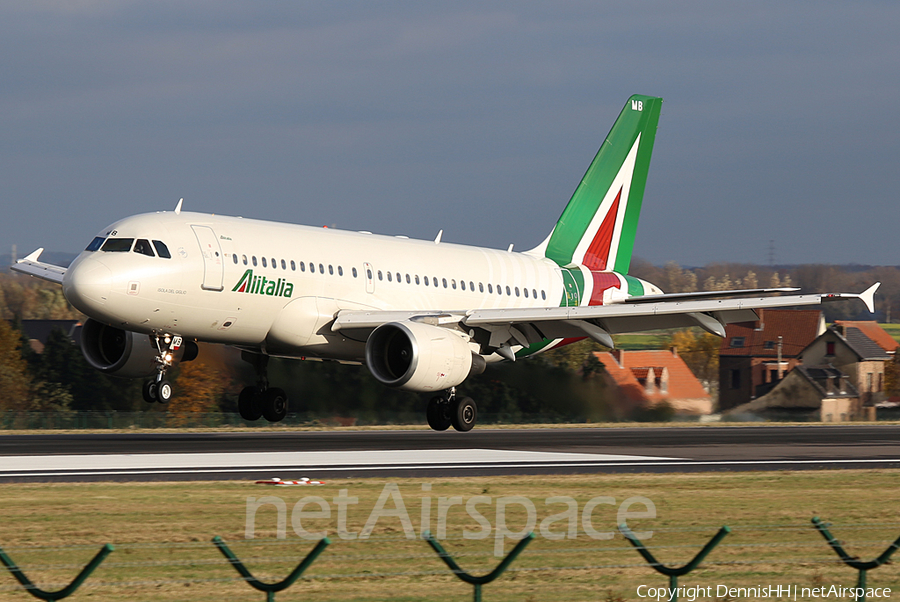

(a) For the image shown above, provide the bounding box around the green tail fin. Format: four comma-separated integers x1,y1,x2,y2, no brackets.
530,95,662,274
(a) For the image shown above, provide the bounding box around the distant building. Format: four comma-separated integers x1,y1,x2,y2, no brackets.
723,364,860,422
725,322,895,422
718,309,825,411
800,325,891,406
594,348,712,415
833,321,899,355
9,319,81,354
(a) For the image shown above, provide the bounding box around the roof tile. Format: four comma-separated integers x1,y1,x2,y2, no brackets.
720,309,823,358
834,321,899,354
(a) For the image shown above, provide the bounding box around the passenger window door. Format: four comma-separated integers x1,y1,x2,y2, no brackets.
191,225,224,291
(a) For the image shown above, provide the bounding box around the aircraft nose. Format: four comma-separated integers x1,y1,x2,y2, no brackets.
63,257,112,313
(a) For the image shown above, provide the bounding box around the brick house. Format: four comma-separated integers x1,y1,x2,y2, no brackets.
718,309,825,411
723,364,860,422
595,348,712,415
799,325,891,406
833,321,899,355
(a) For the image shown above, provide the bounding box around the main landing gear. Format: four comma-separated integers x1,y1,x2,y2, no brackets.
142,334,182,403
238,352,288,423
427,387,477,432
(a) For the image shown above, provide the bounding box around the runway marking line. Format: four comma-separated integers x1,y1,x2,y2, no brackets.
2,458,900,479
0,449,681,473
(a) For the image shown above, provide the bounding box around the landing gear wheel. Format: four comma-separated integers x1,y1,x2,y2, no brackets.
142,381,158,403
261,387,288,423
450,397,477,432
238,387,263,421
156,380,173,403
426,396,452,431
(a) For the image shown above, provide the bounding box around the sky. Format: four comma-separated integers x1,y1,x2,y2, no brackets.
1,1,898,267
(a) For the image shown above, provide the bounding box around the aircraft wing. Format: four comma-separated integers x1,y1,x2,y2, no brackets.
10,248,67,284
332,283,880,351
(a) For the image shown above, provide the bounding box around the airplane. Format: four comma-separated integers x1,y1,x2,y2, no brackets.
13,94,879,432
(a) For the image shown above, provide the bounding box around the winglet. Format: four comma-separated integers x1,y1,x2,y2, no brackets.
823,282,880,313
21,248,44,262
174,198,183,214
859,282,880,314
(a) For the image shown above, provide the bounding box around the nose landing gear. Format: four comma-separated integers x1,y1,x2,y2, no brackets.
142,334,182,403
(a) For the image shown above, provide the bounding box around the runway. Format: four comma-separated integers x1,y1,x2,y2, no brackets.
0,424,898,482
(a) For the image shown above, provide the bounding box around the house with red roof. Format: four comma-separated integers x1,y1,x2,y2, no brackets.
594,348,712,415
718,309,825,411
833,321,899,355
800,324,892,407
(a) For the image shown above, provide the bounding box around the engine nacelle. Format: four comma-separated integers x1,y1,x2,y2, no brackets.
365,321,478,392
80,319,196,378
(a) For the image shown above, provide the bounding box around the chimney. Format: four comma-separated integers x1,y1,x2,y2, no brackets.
839,374,848,394
611,349,624,367
825,375,836,395
670,346,678,357
755,309,765,332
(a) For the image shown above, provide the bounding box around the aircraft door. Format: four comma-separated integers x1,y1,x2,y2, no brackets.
191,225,224,291
363,262,375,294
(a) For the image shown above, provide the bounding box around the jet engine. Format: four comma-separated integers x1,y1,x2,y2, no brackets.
79,319,197,378
365,321,483,392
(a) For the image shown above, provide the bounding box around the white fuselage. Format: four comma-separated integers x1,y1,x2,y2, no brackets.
64,211,626,362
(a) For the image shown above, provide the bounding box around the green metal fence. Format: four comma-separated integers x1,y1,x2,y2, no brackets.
1,518,898,601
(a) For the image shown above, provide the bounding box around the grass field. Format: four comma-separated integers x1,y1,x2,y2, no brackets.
881,323,900,345
1,470,898,601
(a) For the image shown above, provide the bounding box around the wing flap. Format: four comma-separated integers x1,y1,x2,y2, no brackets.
10,248,67,284
622,287,797,303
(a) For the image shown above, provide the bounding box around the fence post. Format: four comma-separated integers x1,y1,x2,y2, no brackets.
619,524,730,602
812,516,900,602
212,536,330,602
424,531,534,602
0,543,113,601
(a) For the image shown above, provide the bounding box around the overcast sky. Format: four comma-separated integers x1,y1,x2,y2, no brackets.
2,2,898,267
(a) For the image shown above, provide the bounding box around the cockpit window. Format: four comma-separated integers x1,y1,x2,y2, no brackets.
133,239,155,257
85,237,105,252
101,238,134,252
152,240,171,259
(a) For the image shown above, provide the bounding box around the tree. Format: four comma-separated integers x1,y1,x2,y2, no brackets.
769,271,792,288
28,328,140,412
739,270,758,289
0,274,81,320
168,361,228,425
667,329,720,389
0,319,32,410
703,274,734,291
885,354,900,398
662,261,697,293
